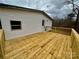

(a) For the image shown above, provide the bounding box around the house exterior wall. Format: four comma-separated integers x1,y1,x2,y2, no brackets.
0,8,52,40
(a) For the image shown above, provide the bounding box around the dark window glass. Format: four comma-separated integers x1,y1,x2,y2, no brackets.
11,26,21,30
10,21,21,25
42,20,45,26
0,20,2,29
10,20,21,30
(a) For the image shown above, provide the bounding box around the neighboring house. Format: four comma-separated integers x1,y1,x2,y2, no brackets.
0,3,53,40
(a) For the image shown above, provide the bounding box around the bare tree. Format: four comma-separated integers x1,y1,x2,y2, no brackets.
65,0,79,31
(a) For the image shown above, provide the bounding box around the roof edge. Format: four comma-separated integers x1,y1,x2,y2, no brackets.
0,3,53,21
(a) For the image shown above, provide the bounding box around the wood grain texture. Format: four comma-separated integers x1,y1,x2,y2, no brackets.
5,31,72,59
71,29,79,59
0,30,5,59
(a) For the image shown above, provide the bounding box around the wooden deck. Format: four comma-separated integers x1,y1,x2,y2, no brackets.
0,30,5,59
5,32,72,59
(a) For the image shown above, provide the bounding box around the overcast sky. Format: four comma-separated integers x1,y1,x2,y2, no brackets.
0,0,79,18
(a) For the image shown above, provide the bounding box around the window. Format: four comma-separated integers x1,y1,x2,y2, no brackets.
42,20,45,26
10,20,21,30
0,20,2,29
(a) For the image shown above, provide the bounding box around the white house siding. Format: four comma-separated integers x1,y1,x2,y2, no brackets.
42,14,52,27
0,8,52,40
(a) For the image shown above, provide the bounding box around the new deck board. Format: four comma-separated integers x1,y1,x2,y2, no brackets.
5,32,72,59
